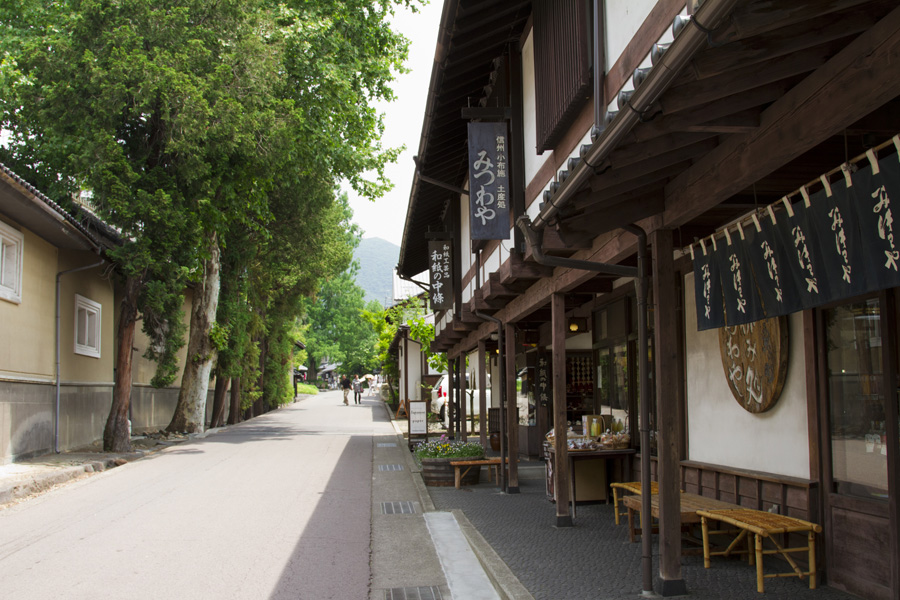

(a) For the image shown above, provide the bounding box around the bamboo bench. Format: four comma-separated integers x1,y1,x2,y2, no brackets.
698,508,822,593
610,481,659,526
449,458,503,489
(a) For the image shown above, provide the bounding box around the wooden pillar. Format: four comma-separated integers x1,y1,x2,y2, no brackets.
651,229,686,596
505,323,519,492
459,353,468,441
478,340,488,451
551,293,572,526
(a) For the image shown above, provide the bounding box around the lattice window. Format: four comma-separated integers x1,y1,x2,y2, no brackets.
533,0,593,153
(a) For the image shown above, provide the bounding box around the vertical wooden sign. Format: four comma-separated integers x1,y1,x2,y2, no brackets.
468,122,510,240
428,240,453,310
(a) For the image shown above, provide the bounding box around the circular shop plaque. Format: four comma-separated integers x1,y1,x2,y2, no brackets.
718,317,788,413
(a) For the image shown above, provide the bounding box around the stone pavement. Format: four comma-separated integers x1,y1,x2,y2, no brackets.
427,475,861,600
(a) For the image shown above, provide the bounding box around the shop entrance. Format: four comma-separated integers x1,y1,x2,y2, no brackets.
819,292,899,600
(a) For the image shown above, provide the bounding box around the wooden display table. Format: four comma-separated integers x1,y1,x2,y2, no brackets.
545,446,635,518
698,508,822,593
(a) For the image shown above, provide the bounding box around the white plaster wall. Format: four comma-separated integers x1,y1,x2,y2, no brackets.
603,1,678,116
522,32,551,185
684,272,811,479
565,333,592,350
401,338,424,401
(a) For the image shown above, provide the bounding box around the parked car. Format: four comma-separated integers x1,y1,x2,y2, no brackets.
430,373,491,426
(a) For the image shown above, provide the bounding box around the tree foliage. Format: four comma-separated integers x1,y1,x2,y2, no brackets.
0,0,422,442
303,262,380,378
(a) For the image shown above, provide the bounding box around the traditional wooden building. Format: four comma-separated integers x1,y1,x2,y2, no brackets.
398,1,900,597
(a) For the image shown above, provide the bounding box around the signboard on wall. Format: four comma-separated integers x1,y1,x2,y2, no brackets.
467,122,510,240
409,401,428,435
428,240,453,310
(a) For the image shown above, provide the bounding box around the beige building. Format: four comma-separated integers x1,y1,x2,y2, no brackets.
1,164,214,463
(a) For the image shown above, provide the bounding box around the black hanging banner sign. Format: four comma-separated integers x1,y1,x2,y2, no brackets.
743,216,800,318
468,122,510,240
846,153,900,291
771,196,830,312
692,240,726,331
428,240,453,311
803,175,871,301
716,228,766,326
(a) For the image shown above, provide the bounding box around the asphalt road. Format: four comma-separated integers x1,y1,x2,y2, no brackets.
0,390,388,600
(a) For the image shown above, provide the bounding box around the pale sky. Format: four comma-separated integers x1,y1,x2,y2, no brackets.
345,1,444,248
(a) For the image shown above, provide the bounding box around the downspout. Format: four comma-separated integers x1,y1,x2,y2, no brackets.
531,0,739,231
474,310,507,493
623,223,653,596
518,216,653,594
56,258,105,453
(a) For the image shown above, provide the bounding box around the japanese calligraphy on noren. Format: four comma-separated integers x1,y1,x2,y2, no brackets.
692,150,900,330
718,317,788,413
428,240,453,311
467,122,510,240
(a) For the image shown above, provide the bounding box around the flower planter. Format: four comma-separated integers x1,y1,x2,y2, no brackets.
420,456,483,487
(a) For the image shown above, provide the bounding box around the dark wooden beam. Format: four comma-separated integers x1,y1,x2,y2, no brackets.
498,251,553,285
588,137,720,193
691,3,886,81
575,191,666,233
713,0,883,46
484,272,518,300
664,4,900,228
683,109,761,134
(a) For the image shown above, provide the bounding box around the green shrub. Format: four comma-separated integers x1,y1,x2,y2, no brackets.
296,383,318,395
413,435,484,460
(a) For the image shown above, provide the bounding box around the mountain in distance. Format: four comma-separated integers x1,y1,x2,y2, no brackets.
353,237,399,306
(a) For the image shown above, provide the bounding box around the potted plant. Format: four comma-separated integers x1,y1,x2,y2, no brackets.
414,435,485,487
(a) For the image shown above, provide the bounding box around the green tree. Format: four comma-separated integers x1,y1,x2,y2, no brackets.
1,0,420,444
304,266,379,379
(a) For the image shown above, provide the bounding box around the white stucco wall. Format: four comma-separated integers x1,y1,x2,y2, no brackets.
522,32,551,185
401,338,424,401
684,272,811,479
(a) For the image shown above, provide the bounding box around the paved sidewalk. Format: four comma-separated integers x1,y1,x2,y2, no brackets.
0,400,860,600
426,467,859,600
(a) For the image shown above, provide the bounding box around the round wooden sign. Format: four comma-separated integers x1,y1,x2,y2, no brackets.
718,317,789,413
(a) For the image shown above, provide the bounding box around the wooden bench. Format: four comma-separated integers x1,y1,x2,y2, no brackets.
449,458,503,489
698,508,822,593
610,481,658,526
622,491,740,544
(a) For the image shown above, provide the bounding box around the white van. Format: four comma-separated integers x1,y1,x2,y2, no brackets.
430,373,491,426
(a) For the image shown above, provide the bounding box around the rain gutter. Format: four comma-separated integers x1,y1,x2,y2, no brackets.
529,0,740,232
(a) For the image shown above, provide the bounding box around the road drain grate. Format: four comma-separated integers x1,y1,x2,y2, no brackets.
377,443,398,447
382,586,444,599
378,464,404,471
381,501,417,514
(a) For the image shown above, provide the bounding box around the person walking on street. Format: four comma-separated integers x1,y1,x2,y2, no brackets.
352,375,362,404
340,374,351,405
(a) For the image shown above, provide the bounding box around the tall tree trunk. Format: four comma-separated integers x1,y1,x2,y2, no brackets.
167,234,221,433
209,373,228,428
104,275,141,452
227,377,241,425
